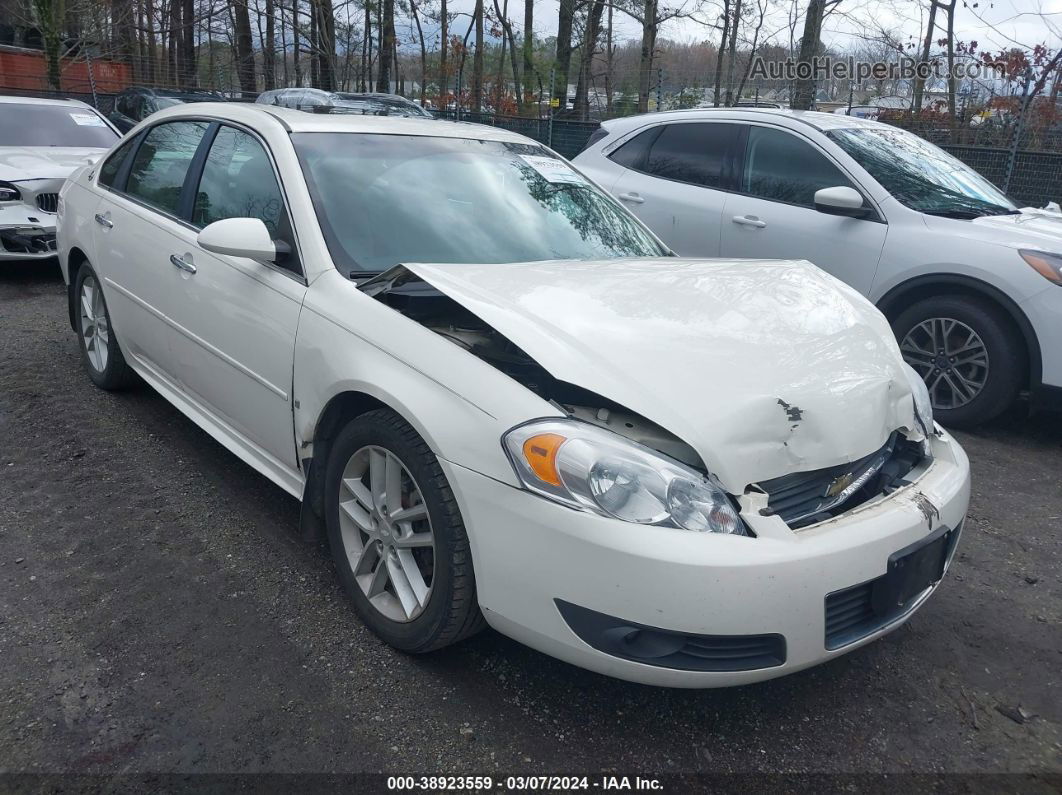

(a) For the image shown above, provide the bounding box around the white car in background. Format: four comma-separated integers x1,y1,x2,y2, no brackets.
0,95,119,261
57,104,969,687
574,108,1062,427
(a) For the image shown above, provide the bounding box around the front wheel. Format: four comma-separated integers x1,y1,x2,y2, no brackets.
323,409,484,652
892,295,1024,428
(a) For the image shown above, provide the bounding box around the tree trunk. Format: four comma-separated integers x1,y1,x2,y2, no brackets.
264,0,277,90
232,0,257,93
167,0,180,87
308,0,319,87
553,0,575,109
360,1,370,90
791,0,824,109
293,0,302,86
911,0,937,112
31,0,64,90
574,0,605,119
439,0,448,106
317,0,336,90
712,0,730,106
493,0,522,109
472,0,484,111
410,0,427,104
944,0,956,138
604,1,613,115
376,0,394,91
637,0,657,113
521,0,534,114
723,0,742,105
144,0,157,85
180,0,195,88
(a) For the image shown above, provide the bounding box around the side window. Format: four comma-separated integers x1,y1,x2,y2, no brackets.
125,120,209,215
607,127,660,170
642,123,740,189
192,125,300,272
98,137,137,188
741,126,855,207
116,93,131,117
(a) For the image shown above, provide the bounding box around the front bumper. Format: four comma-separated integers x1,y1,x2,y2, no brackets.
0,203,57,260
1022,285,1062,393
443,429,970,687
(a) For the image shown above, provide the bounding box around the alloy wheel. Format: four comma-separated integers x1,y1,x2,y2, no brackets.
337,445,436,623
900,317,990,410
79,275,110,374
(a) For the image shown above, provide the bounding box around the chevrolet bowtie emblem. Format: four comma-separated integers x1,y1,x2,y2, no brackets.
824,472,855,498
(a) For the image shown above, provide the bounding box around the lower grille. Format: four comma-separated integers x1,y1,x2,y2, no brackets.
758,433,924,528
36,193,59,213
824,582,877,648
556,600,786,672
825,521,963,649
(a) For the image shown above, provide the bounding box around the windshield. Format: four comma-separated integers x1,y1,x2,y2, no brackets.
828,127,1017,218
0,104,118,148
293,133,667,275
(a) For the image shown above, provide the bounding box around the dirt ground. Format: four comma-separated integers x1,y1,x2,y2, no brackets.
1,261,1059,789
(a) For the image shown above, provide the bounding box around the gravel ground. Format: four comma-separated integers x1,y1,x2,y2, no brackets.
0,262,1059,788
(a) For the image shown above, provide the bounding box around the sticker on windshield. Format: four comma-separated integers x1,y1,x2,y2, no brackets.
518,155,587,185
70,113,106,127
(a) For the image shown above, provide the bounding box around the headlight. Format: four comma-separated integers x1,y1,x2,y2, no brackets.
0,181,21,202
1020,249,1062,286
503,419,746,534
902,363,934,437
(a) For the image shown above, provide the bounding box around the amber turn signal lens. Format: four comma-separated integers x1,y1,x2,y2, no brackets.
522,433,567,486
1020,250,1062,285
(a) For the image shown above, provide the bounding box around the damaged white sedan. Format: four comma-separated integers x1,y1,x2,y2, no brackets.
0,96,119,261
57,104,970,687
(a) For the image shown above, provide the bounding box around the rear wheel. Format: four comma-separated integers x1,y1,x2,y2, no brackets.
324,409,484,652
75,264,136,390
892,295,1023,428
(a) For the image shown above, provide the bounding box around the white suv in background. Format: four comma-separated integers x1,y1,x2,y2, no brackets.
574,108,1062,427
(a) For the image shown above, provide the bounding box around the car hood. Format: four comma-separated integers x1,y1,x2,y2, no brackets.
927,206,1062,252
387,258,920,492
0,147,106,182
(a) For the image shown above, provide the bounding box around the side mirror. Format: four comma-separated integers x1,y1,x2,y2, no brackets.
197,217,277,262
814,186,870,218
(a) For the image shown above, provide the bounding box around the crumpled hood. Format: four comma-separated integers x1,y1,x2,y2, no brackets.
926,207,1062,253
397,258,919,492
0,147,106,183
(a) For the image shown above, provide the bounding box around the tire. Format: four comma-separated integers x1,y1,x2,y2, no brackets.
323,408,485,652
892,295,1024,428
74,264,137,390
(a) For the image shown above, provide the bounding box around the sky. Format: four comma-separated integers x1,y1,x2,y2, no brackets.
410,0,1062,56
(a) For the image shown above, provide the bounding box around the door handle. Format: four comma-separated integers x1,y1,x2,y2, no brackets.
169,254,197,274
617,192,645,204
732,215,767,228
94,213,113,229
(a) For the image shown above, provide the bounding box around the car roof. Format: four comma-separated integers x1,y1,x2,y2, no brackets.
602,106,890,133
149,101,535,144
0,94,94,109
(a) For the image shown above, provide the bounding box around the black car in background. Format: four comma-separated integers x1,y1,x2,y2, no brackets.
108,87,226,132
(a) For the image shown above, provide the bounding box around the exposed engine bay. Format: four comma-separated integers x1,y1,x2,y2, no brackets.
370,282,704,469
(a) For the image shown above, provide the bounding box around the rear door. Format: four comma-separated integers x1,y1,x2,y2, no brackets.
608,122,742,256
720,124,887,294
92,119,211,377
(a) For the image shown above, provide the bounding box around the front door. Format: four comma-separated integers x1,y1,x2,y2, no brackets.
720,124,887,295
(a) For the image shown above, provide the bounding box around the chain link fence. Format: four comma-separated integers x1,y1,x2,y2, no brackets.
3,80,1059,207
